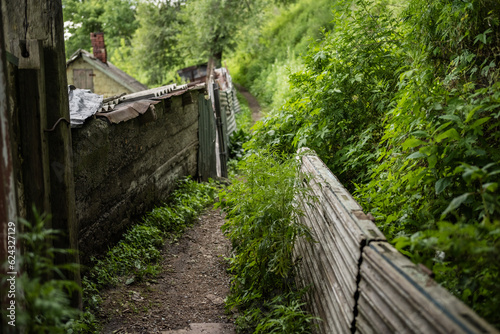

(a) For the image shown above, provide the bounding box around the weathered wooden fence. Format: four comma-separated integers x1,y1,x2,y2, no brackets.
295,150,499,334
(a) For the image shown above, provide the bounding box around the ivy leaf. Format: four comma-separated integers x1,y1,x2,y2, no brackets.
402,138,426,150
441,193,472,218
435,177,452,194
435,128,460,143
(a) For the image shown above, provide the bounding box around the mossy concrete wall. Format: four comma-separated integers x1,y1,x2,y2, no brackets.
72,91,200,262
67,58,133,98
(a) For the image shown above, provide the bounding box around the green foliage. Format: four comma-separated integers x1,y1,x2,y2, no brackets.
124,1,184,86
6,209,81,333
248,0,402,187
254,293,318,334
235,91,254,133
227,0,334,107
217,150,318,333
245,0,500,327
63,0,139,58
228,128,251,161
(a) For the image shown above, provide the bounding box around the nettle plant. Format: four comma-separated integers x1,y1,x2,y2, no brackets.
217,150,318,333
12,210,81,334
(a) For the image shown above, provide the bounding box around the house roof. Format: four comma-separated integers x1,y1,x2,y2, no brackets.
67,49,148,93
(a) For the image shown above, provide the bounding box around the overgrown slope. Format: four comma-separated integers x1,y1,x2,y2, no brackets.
245,0,500,327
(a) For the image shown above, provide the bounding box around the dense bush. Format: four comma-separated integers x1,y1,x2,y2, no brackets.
247,0,500,327
0,210,82,333
248,0,403,186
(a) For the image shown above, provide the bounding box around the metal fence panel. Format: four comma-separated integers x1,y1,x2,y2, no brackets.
198,94,217,181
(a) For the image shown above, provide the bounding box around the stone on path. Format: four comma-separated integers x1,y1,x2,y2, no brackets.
161,323,235,334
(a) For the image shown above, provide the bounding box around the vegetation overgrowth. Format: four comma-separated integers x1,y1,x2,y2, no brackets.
61,0,500,328
0,210,81,333
242,0,500,327
217,150,318,333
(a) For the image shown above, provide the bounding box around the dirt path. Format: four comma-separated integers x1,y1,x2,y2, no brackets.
99,209,235,333
234,83,263,124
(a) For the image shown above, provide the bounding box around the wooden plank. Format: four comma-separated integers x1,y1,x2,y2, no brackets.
300,194,358,298
297,230,350,333
359,242,499,333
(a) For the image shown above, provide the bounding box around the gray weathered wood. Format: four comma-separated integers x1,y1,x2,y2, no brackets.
2,0,81,308
296,148,498,334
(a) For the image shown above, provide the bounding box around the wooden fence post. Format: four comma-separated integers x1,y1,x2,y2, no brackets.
213,82,228,178
1,0,81,309
0,9,18,334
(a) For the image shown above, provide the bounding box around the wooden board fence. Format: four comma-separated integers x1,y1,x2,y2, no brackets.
295,149,498,334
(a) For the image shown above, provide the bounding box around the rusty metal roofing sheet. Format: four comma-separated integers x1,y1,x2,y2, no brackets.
96,99,159,124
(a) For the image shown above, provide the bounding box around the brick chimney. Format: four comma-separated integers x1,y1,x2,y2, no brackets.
90,32,107,64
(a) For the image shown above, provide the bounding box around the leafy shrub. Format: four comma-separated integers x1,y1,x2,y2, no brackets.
354,0,500,326
227,0,334,106
217,150,318,333
3,210,82,333
246,0,500,327
248,0,403,188
235,91,254,133
228,128,251,161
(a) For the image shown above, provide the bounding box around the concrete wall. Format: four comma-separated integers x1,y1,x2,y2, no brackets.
72,91,200,263
67,58,133,98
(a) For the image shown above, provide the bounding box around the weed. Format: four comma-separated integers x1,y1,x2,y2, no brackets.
0,209,83,333
217,150,318,333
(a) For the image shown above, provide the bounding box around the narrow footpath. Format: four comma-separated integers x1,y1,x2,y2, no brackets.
100,209,236,334
234,83,263,124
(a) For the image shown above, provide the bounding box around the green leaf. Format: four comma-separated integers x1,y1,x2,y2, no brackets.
407,152,427,159
441,193,472,218
435,128,460,143
435,177,452,194
434,121,453,134
482,182,498,192
465,105,483,123
470,117,491,128
411,130,429,138
428,154,438,168
439,114,461,123
402,138,426,150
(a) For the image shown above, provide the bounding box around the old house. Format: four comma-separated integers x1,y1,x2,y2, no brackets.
66,32,147,98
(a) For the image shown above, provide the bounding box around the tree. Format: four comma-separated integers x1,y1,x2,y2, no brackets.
126,0,184,86
178,0,275,66
63,0,139,58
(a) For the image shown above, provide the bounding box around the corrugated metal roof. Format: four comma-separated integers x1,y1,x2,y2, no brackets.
67,49,148,93
94,83,206,124
96,99,160,124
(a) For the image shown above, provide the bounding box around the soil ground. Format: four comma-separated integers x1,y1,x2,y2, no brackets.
99,209,236,333
234,84,263,124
